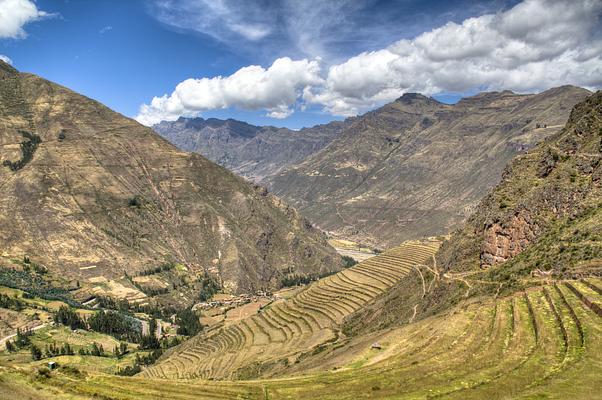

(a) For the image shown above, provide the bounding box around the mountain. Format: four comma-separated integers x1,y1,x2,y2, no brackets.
268,87,592,247
153,117,350,182
0,60,341,298
342,90,602,335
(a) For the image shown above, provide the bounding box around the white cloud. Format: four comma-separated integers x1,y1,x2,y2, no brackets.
0,55,12,64
138,0,602,123
136,57,322,125
306,0,602,116
99,25,113,34
148,0,273,42
0,0,50,39
147,0,500,61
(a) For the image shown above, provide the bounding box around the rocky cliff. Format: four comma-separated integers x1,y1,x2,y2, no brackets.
343,90,602,336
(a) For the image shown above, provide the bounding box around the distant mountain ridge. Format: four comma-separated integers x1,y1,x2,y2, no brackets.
153,87,591,249
268,86,592,247
153,117,350,182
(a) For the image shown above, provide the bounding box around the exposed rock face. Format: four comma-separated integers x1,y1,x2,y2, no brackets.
268,87,591,247
439,90,602,274
480,209,537,267
343,91,602,336
153,117,350,182
0,61,341,294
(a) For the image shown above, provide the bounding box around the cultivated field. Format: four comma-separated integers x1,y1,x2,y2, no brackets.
3,278,601,399
142,240,441,379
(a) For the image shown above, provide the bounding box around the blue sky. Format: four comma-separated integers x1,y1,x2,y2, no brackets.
1,0,600,129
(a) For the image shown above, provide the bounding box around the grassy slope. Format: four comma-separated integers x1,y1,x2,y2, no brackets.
0,278,600,399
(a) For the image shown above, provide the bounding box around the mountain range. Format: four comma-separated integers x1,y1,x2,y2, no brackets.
154,87,591,248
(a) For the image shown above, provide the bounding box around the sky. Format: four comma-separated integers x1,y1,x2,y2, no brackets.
0,0,601,129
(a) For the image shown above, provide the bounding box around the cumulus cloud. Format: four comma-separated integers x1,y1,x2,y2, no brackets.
0,0,51,39
136,57,322,125
307,0,602,116
0,55,12,64
138,0,602,123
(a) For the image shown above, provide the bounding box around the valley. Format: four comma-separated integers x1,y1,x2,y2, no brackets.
1,8,601,398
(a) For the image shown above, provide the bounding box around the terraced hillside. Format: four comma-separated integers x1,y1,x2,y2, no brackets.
4,278,601,399
142,240,441,379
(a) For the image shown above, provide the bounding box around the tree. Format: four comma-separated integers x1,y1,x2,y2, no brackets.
176,308,202,336
54,305,85,330
90,342,103,357
15,328,31,348
30,344,42,360
5,340,15,352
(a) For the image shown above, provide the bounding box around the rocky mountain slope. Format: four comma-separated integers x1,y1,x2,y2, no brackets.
153,117,349,182
343,90,602,335
0,60,341,295
269,88,591,247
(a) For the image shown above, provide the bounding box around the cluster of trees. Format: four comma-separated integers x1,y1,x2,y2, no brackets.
175,308,202,336
94,295,177,321
133,284,169,297
281,269,345,288
113,342,129,358
2,131,42,171
139,319,160,350
78,342,105,357
4,328,32,352
281,274,315,287
0,267,77,306
88,310,141,343
0,293,25,311
137,263,176,277
116,338,181,376
199,274,220,302
53,306,85,330
43,342,74,358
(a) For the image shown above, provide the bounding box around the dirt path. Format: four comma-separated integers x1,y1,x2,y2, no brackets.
0,322,49,349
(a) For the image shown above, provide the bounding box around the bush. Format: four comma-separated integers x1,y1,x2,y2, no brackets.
128,196,142,208
342,256,357,268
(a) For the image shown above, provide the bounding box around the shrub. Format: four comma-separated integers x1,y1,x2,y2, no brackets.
342,255,357,268
2,131,42,171
128,196,143,208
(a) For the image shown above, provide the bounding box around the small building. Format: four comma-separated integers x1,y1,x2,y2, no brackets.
47,361,57,370
371,343,382,350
